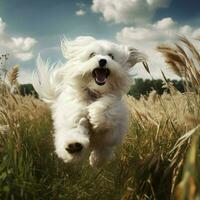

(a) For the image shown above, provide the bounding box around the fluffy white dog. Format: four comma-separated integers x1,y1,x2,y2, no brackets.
33,36,147,167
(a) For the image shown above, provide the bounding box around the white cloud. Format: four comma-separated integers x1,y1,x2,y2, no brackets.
116,17,200,79
117,17,200,44
76,9,86,16
12,37,37,51
0,18,37,61
153,17,175,29
146,0,170,8
116,18,177,44
91,0,171,24
14,52,34,61
76,3,86,16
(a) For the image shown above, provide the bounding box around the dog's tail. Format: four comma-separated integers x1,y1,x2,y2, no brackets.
32,55,64,104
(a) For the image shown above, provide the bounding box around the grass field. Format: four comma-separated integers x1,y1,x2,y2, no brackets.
0,36,200,200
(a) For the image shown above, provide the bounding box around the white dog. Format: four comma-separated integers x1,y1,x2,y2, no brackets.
33,36,147,167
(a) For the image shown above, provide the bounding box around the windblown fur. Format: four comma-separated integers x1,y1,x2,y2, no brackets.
33,36,147,167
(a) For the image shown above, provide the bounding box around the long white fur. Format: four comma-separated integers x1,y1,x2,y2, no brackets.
32,55,64,104
32,36,147,167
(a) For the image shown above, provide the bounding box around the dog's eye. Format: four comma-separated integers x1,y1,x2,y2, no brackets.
108,53,114,60
89,52,96,59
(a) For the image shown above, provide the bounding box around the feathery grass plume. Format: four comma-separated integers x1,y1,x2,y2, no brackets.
157,35,200,88
7,65,19,87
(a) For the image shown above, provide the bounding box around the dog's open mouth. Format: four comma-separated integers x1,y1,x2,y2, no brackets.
92,68,110,86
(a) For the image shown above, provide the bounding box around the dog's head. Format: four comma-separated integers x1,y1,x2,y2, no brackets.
61,36,147,96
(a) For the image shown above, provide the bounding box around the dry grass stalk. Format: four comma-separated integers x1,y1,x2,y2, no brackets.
157,36,200,87
169,125,200,156
7,65,19,87
175,135,199,200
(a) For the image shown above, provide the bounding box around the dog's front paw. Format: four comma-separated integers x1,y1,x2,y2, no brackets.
88,104,112,130
55,128,89,163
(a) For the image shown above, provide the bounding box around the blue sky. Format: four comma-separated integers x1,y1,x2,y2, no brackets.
0,0,200,82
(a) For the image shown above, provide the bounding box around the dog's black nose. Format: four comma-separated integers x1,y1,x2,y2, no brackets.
99,59,107,67
65,142,83,154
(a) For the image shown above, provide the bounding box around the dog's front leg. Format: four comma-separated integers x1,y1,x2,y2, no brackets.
54,117,90,163
88,96,128,131
52,90,91,163
87,96,116,130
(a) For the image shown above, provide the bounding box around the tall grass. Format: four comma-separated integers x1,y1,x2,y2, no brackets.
0,36,200,200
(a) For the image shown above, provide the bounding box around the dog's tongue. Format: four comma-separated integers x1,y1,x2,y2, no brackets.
95,68,107,83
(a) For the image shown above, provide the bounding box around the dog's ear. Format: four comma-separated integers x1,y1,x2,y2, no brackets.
61,36,96,60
